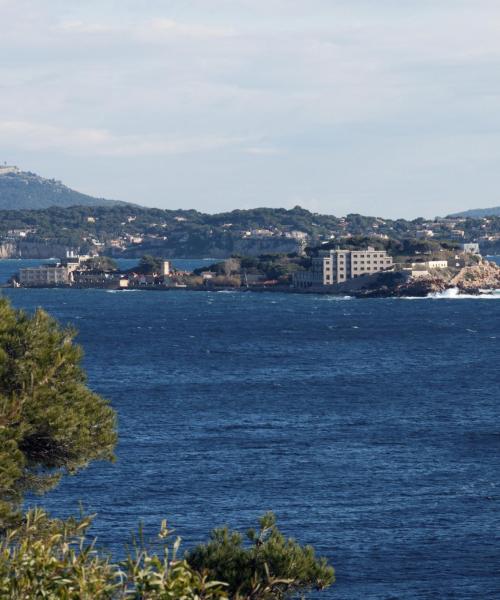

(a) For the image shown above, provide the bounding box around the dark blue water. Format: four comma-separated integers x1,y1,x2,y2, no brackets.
1,259,500,599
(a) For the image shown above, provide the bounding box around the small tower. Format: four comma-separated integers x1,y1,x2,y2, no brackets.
161,260,171,277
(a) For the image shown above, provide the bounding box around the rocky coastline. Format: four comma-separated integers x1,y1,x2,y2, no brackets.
6,255,500,298
354,259,500,298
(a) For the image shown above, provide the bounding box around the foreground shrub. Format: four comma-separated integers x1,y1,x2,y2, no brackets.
0,510,333,599
0,508,228,599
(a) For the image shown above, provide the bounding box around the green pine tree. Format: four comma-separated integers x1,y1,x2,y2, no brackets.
186,512,335,599
0,298,116,528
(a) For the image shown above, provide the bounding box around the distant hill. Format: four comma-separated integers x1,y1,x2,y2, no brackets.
0,166,130,210
449,206,500,218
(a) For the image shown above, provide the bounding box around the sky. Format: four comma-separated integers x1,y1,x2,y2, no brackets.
1,0,500,219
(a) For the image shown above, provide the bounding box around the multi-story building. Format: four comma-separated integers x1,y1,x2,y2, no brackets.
293,247,393,288
18,253,93,287
19,264,69,286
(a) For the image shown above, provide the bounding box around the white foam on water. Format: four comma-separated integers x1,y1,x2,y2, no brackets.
105,289,143,293
429,287,500,299
321,295,353,301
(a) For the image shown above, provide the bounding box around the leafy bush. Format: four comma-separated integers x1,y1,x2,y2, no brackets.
0,510,333,599
0,509,228,599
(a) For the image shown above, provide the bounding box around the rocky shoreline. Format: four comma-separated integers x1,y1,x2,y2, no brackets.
354,259,500,298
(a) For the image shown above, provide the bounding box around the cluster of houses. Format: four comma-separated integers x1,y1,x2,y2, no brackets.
15,253,178,290
3,211,499,259
13,242,481,291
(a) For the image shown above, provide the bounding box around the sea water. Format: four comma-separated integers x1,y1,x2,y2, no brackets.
1,259,499,599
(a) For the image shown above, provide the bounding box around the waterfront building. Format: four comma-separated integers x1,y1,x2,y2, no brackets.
411,260,449,270
19,264,69,286
293,247,394,288
73,271,117,286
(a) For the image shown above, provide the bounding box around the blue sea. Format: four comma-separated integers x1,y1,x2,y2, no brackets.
1,258,500,599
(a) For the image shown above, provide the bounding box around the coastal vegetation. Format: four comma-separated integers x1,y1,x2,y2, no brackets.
312,235,463,258
0,298,334,598
83,256,118,272
193,254,311,285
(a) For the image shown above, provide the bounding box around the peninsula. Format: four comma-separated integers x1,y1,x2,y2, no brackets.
9,239,500,298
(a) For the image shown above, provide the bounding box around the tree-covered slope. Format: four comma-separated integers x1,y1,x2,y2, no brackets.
0,168,129,210
1,203,500,258
449,206,500,218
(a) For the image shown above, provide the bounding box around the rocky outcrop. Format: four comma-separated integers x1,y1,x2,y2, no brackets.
450,259,500,292
352,259,500,297
352,272,448,298
391,276,449,297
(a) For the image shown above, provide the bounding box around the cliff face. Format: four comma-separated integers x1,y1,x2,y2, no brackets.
0,243,17,258
0,242,70,258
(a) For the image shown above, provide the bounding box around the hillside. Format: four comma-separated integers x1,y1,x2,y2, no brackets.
1,204,499,258
449,206,500,218
0,166,129,210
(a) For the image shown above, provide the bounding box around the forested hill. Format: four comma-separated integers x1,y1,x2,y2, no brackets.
449,206,500,218
0,204,423,245
1,204,500,258
0,167,128,210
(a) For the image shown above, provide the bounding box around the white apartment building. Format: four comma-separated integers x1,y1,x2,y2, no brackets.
293,247,393,288
19,265,69,286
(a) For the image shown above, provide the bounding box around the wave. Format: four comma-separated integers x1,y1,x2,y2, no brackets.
429,287,500,299
322,295,353,301
105,289,144,293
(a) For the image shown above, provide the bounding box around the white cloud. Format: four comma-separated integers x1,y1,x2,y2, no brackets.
57,20,117,34
244,146,282,156
55,17,234,40
0,121,250,157
1,0,500,215
146,18,234,39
